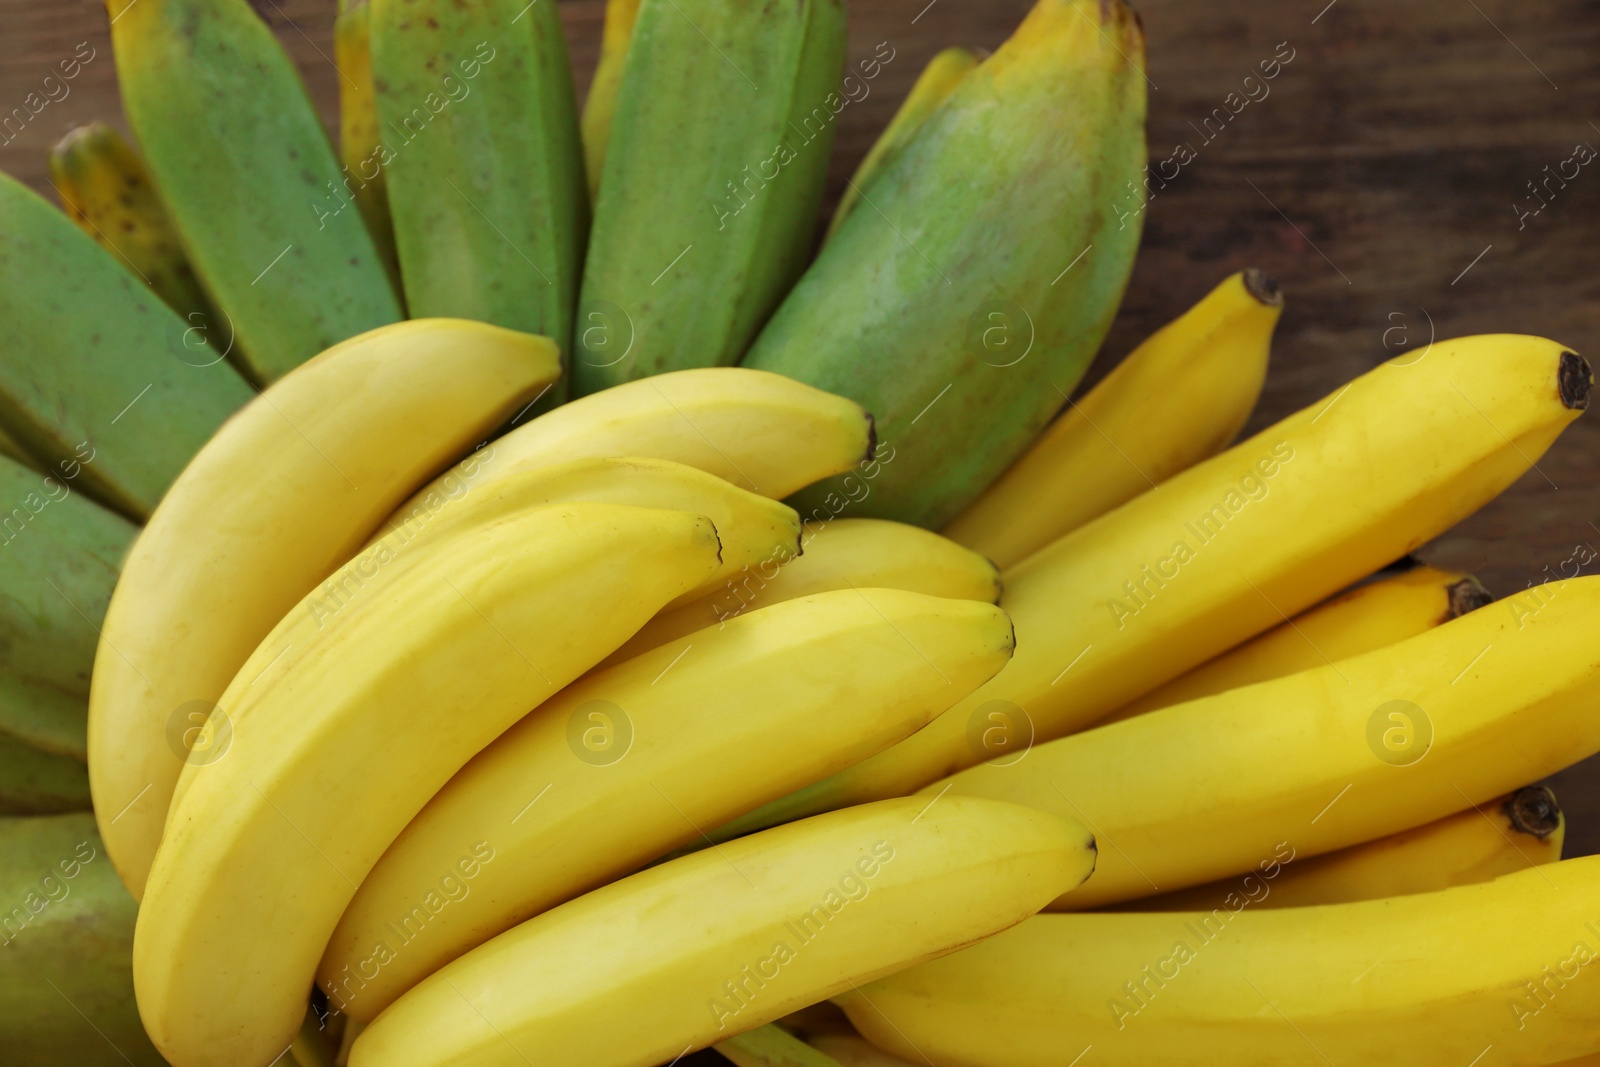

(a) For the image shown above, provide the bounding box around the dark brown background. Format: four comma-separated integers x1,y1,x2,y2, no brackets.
2,0,1597,871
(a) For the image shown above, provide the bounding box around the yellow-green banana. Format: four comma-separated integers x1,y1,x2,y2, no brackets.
580,0,642,200
48,122,222,331
107,0,402,382
348,796,1094,1067
744,0,1148,528
574,0,847,391
0,814,164,1066
334,0,401,287
320,587,1015,1019
840,858,1600,1065
371,0,587,406
135,504,724,1067
725,336,1590,832
945,269,1283,568
824,47,980,244
1105,563,1491,723
718,1024,844,1067
600,516,1002,668
0,733,90,814
0,171,253,520
925,573,1600,910
90,319,559,900
1141,785,1563,911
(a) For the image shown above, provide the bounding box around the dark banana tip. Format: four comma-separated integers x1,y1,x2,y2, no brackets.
1506,785,1562,839
1242,268,1284,308
862,411,878,464
1446,576,1495,618
1559,351,1591,410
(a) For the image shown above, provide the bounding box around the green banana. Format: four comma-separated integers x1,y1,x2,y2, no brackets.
580,0,642,200
49,122,223,332
107,0,403,383
0,173,254,520
744,0,1148,528
0,734,91,814
574,0,847,393
334,0,401,287
370,0,588,406
717,1024,844,1066
0,815,163,1065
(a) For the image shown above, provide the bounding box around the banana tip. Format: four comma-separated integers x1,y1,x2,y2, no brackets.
1242,268,1284,308
863,411,879,463
1559,351,1591,410
1506,785,1562,839
1446,577,1494,618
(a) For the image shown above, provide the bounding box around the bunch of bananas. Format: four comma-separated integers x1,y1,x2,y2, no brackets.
0,0,1596,1064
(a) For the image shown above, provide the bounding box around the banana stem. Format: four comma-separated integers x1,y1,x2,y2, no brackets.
715,1024,845,1067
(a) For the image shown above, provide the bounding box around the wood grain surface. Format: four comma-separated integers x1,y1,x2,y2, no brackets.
1,0,1596,891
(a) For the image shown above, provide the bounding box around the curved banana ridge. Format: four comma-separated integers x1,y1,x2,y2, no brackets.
926,572,1600,910
349,796,1094,1067
840,857,1600,1065
90,319,560,901
133,504,722,1067
742,334,1591,827
320,587,1016,1021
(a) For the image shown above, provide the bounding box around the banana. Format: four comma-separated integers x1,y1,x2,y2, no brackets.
371,0,587,405
0,453,135,760
1104,564,1491,724
0,814,164,1066
347,796,1094,1067
0,171,254,520
334,0,401,286
49,122,222,331
718,1024,843,1066
396,367,876,518
359,456,801,610
135,503,724,1067
1140,785,1563,911
944,269,1283,568
807,1031,919,1067
107,0,403,383
840,858,1600,1065
599,517,1002,669
727,335,1591,830
573,0,847,392
924,572,1600,911
320,588,1015,1020
744,0,1148,529
824,47,981,244
0,422,39,470
89,319,559,900
0,733,91,814
580,0,642,200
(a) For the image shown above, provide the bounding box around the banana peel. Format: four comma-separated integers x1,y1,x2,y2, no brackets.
0,734,91,814
334,0,401,289
580,0,642,201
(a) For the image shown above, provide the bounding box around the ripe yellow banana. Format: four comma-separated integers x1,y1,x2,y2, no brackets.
1104,563,1491,723
333,0,400,287
135,503,723,1067
90,319,559,900
840,858,1600,1065
396,367,875,519
599,517,1002,669
348,796,1094,1067
320,587,1015,1020
731,335,1590,829
579,0,641,200
1141,785,1562,911
926,573,1600,910
944,269,1282,568
824,47,980,244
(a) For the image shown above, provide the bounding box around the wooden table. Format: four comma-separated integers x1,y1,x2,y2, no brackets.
3,0,1597,856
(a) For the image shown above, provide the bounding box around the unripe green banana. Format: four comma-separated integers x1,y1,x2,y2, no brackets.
580,0,642,200
0,814,164,1066
334,0,401,287
744,0,1148,528
371,0,588,406
0,172,254,520
0,733,91,814
574,0,847,393
107,0,403,383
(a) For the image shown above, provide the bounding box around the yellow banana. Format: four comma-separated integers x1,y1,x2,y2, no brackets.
924,573,1600,910
729,336,1590,830
89,319,559,900
320,587,1015,1020
580,0,641,200
333,0,400,287
1140,785,1563,911
397,367,875,518
840,858,1600,1065
599,517,1002,669
135,503,723,1067
824,47,980,244
944,269,1282,569
1104,564,1490,724
348,796,1094,1067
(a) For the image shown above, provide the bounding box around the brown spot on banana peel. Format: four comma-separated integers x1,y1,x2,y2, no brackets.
1559,351,1591,410
1242,267,1284,307
1506,785,1562,839
1446,576,1494,618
